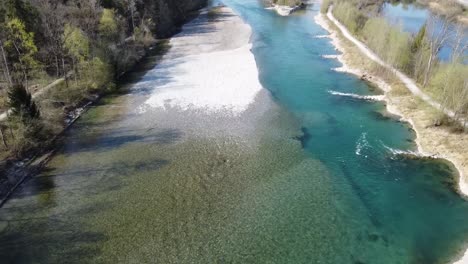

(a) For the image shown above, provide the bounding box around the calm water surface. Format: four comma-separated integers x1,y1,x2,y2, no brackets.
1,1,468,263
382,2,468,61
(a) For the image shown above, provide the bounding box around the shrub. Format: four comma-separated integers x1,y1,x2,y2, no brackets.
361,17,411,71
333,2,364,33
8,83,40,120
79,57,113,91
134,24,156,47
6,116,48,157
430,63,468,123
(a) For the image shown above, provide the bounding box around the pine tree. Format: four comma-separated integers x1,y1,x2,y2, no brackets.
411,24,426,54
7,83,40,120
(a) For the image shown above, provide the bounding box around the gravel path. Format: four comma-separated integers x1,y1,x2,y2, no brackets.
327,6,465,126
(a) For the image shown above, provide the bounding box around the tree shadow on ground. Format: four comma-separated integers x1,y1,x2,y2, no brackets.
8,157,169,202
0,201,111,264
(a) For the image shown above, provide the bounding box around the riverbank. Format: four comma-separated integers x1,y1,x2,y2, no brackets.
314,8,468,263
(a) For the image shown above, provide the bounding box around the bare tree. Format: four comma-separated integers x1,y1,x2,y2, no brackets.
67,0,101,38
126,0,137,36
423,14,453,87
34,0,66,78
0,124,8,149
450,23,467,63
0,39,12,86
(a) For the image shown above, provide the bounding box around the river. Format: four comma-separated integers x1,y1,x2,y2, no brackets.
1,1,468,263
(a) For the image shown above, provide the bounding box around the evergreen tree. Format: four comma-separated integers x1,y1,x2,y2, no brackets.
8,83,40,120
3,0,41,34
411,24,426,53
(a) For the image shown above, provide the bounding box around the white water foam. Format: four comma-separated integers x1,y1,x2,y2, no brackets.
322,54,340,59
383,145,426,159
314,34,331,39
355,132,370,157
328,90,385,101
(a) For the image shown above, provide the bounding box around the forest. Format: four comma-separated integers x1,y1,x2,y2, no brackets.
0,0,205,160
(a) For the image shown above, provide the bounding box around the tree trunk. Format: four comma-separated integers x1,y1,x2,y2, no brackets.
131,7,136,39
62,58,68,88
128,0,136,40
423,51,433,88
0,126,8,149
0,40,12,86
8,124,14,140
55,55,60,78
72,57,78,85
23,70,29,92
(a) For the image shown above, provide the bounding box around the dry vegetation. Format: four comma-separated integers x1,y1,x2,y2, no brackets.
328,0,467,130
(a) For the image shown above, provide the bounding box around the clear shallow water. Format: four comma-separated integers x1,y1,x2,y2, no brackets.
382,2,468,62
1,1,468,264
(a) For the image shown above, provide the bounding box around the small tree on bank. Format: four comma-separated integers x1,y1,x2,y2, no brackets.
5,83,44,156
8,83,40,120
63,23,90,81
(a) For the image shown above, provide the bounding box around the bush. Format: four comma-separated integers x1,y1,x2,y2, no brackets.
8,83,40,120
333,2,366,33
361,17,411,71
430,63,468,123
79,57,113,91
6,115,49,158
433,111,466,133
134,24,156,47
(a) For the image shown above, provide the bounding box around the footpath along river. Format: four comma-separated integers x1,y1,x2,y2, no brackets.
0,1,467,263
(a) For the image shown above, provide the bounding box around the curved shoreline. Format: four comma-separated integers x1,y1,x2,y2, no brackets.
314,9,468,264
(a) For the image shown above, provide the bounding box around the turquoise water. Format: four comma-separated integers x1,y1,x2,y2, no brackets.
0,1,468,263
382,2,468,61
233,1,468,261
